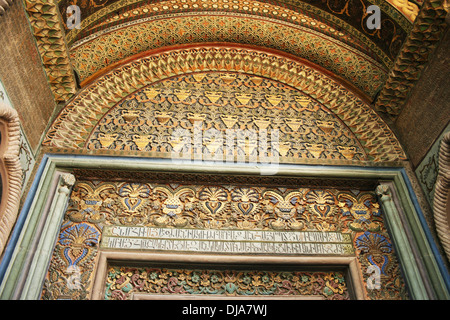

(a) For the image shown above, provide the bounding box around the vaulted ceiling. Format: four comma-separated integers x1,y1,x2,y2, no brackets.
24,0,447,117
62,0,415,102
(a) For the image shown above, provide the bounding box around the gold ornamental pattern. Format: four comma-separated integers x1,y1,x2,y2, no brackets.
41,178,409,300
85,72,367,162
43,52,407,163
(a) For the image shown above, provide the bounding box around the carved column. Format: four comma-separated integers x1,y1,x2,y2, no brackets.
20,173,76,299
376,184,430,299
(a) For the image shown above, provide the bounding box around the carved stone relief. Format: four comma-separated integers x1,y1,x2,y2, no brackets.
433,132,450,261
0,102,22,254
0,0,14,16
41,176,408,300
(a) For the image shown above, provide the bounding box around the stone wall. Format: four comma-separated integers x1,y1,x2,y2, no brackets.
0,0,56,152
395,25,450,169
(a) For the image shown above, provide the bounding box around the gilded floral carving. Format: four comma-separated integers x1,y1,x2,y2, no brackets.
105,266,350,300
43,58,407,163
41,177,408,300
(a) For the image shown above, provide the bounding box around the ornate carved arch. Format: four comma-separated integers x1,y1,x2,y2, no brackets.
0,102,22,254
433,132,450,262
43,44,406,163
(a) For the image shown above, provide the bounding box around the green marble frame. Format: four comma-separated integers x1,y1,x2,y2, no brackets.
0,153,449,299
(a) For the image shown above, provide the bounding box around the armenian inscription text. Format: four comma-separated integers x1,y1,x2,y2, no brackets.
101,226,354,255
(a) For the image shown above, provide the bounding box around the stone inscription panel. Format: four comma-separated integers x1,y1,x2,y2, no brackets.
101,226,354,255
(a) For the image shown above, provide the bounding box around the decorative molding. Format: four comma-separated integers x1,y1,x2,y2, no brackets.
0,79,36,197
61,0,412,60
414,124,450,207
68,13,388,97
433,132,450,262
0,102,22,255
376,183,432,299
40,175,409,299
22,0,414,104
65,0,396,72
24,0,77,102
21,0,445,116
91,253,366,300
83,72,369,163
20,173,75,300
104,265,351,300
374,0,449,116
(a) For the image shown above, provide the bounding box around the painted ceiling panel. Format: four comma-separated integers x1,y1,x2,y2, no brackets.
53,0,422,105
70,14,389,98
59,0,415,61
23,0,446,117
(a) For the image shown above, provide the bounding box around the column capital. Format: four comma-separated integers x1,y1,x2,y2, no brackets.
376,184,392,200
61,173,76,187
58,173,76,195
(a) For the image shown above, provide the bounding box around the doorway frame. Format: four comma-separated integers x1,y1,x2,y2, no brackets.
92,251,364,300
0,153,449,299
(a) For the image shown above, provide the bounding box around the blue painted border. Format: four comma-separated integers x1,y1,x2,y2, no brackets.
0,155,49,284
400,168,450,291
